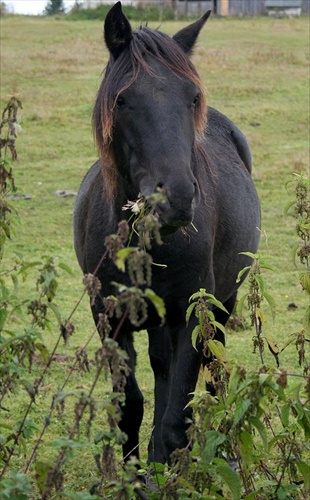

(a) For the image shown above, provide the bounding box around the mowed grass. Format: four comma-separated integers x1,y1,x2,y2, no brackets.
0,12,309,493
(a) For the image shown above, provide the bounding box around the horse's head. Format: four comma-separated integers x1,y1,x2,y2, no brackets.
94,2,210,231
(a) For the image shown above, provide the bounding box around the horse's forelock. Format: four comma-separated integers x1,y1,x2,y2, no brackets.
131,28,207,137
93,26,207,200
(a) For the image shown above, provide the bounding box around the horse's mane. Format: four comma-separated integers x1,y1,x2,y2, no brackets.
93,26,207,200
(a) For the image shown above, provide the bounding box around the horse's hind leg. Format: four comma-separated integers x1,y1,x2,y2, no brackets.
147,326,172,464
160,320,203,462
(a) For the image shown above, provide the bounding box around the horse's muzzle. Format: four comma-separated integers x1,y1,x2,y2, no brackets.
156,193,198,231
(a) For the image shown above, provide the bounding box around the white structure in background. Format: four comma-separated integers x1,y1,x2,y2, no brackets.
82,0,139,6
80,0,308,16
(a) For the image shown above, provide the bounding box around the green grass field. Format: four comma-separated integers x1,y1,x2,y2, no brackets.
0,12,309,495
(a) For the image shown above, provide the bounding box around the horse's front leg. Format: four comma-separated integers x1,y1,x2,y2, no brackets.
112,330,144,461
147,326,172,464
92,300,144,461
161,316,203,463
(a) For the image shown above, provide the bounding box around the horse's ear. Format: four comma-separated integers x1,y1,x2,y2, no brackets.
104,1,132,59
173,10,211,54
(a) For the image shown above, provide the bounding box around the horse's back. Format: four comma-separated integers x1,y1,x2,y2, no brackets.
206,107,252,173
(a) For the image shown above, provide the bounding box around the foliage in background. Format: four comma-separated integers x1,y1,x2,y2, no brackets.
178,252,309,499
0,96,22,259
44,0,65,16
285,173,310,333
67,2,176,22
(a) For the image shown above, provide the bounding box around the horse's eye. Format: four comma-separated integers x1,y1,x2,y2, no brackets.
116,95,126,108
192,94,200,107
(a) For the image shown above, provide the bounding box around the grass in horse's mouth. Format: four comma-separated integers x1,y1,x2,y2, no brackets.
122,193,165,248
122,194,145,215
122,191,166,222
122,190,199,246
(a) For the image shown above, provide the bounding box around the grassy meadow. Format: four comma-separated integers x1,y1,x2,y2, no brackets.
0,11,309,495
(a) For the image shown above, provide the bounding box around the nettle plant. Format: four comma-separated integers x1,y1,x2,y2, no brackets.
0,97,165,498
285,173,310,333
0,98,73,406
181,251,309,500
0,99,77,493
173,176,309,499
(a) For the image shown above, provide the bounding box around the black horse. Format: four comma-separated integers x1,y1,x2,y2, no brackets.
74,2,260,465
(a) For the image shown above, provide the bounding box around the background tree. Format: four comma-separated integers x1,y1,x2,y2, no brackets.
0,2,8,15
44,0,65,15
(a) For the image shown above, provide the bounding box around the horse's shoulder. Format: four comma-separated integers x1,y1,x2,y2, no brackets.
206,107,252,174
79,160,102,192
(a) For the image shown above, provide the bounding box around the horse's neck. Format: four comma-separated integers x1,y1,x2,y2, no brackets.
110,181,138,224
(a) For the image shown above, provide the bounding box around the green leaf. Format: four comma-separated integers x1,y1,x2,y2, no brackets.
248,415,268,451
35,460,54,494
58,262,74,275
215,462,241,500
186,301,196,325
18,260,42,275
149,461,166,474
299,221,310,231
239,251,259,260
191,325,201,351
10,272,18,290
236,265,251,283
255,274,265,294
236,293,247,317
189,288,208,301
259,262,277,272
0,307,8,331
299,414,310,441
280,333,298,352
268,433,288,452
238,430,254,468
284,199,296,216
20,379,36,401
50,437,86,451
47,302,62,324
300,270,310,294
297,461,310,491
233,398,251,427
35,342,50,362
244,492,260,500
115,247,136,272
210,320,227,336
204,294,229,314
263,291,276,319
208,339,227,363
202,430,227,463
144,288,165,319
280,403,290,427
227,365,243,398
0,471,33,499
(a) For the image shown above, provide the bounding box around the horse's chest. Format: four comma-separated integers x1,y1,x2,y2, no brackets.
150,238,211,296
